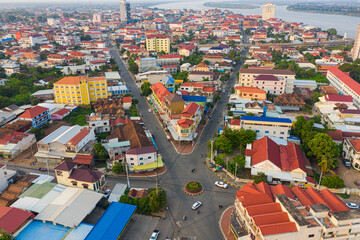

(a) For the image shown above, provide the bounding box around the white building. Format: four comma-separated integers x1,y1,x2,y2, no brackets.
343,138,360,170
125,146,158,171
240,116,292,140
351,24,360,61
326,67,360,108
87,113,110,133
0,164,16,193
0,132,36,159
262,2,276,21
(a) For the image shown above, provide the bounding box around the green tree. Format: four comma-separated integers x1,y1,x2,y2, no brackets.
214,135,233,154
308,133,339,165
321,175,345,189
128,61,139,74
253,172,267,184
112,162,124,174
94,143,109,161
140,82,152,96
29,127,45,141
148,189,167,213
327,28,337,36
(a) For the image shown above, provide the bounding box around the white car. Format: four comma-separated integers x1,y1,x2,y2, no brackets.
148,108,152,113
215,181,228,189
103,189,111,198
149,230,160,240
346,203,359,209
192,201,202,210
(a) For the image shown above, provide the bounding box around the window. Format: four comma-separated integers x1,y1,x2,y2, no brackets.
308,234,314,238
83,185,88,189
256,130,260,133
72,182,77,186
148,156,152,159
280,132,284,135
139,157,143,160
265,131,269,134
130,158,134,160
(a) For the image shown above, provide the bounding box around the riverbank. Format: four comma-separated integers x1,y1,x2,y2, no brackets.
287,6,360,17
204,2,259,10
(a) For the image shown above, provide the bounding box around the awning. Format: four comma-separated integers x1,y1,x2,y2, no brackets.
131,157,164,171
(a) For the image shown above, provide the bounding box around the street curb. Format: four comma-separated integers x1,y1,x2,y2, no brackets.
206,163,241,188
182,186,205,196
105,166,167,179
219,206,233,240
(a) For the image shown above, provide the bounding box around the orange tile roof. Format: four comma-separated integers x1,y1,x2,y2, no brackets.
66,128,90,146
235,86,266,94
19,106,49,119
54,76,83,85
350,139,360,151
319,189,349,212
151,82,171,103
259,222,297,236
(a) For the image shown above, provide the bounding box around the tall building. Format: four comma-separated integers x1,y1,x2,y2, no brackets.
262,2,275,21
53,76,108,105
93,13,102,23
120,0,131,23
351,24,360,60
145,35,171,53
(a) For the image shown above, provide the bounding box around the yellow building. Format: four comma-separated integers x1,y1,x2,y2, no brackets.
145,34,170,53
53,76,108,105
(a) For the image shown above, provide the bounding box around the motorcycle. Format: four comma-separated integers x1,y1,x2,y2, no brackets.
191,168,196,173
219,204,223,208
197,210,200,214
183,216,187,220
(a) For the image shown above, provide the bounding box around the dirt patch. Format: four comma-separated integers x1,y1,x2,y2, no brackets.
44,120,72,137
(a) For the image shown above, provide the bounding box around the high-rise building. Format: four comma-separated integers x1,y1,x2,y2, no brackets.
53,76,108,105
351,24,360,61
120,0,131,23
145,35,171,53
262,2,275,21
93,13,102,23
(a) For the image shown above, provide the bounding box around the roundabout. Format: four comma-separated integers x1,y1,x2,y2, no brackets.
183,181,204,196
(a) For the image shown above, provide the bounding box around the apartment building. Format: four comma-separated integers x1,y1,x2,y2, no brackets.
86,113,111,134
234,86,267,100
262,2,276,21
326,67,360,108
145,35,170,53
18,106,51,128
253,74,286,95
53,76,108,105
240,116,292,139
239,68,295,94
343,138,360,170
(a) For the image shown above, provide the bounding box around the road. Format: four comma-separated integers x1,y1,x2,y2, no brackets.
107,40,247,240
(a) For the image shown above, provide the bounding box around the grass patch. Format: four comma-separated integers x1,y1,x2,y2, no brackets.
337,193,350,199
63,107,94,126
185,181,202,192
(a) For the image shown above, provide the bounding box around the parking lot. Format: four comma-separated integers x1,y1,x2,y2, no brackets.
120,214,160,240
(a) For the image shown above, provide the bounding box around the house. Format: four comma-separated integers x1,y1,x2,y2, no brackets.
0,207,34,236
123,96,132,110
163,65,177,75
86,113,111,133
35,125,96,163
2,64,20,76
54,161,105,192
51,108,70,120
18,106,51,128
188,71,214,82
163,94,185,116
239,68,295,94
162,76,175,91
253,74,286,95
234,86,266,100
92,98,125,118
125,146,162,172
178,45,196,56
273,93,306,111
193,62,210,72
240,116,292,140
245,137,308,183
343,138,360,170
0,132,36,159
180,102,202,128
151,82,171,108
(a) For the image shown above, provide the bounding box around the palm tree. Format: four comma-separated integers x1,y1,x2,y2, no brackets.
317,158,335,190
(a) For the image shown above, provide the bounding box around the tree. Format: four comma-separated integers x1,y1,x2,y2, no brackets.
148,189,167,213
214,135,233,154
128,61,139,74
111,65,119,72
0,235,14,240
321,175,345,189
327,28,337,36
109,58,116,64
253,172,267,184
29,127,45,141
140,82,152,96
94,143,109,161
308,133,339,165
112,162,124,174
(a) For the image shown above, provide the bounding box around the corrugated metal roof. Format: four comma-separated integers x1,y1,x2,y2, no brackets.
108,184,127,203
10,197,39,211
64,223,94,240
40,126,72,144
85,202,136,240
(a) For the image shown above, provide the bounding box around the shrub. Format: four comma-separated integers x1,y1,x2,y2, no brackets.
321,175,345,189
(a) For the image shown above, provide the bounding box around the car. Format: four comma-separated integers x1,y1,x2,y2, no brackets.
148,108,152,113
192,201,202,210
346,203,359,209
215,181,228,189
149,230,160,240
103,189,111,199
38,167,47,172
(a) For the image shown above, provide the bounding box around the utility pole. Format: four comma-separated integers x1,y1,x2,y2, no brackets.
234,162,238,185
156,154,159,195
175,221,180,240
210,139,214,163
125,159,130,189
226,158,229,181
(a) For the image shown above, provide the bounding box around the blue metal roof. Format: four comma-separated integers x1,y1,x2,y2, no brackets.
85,202,136,240
16,221,70,240
241,116,292,123
182,95,207,102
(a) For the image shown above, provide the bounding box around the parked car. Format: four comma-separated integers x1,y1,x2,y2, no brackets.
192,201,202,210
103,189,111,199
346,203,359,209
215,181,228,189
149,230,160,240
342,158,351,168
38,167,46,172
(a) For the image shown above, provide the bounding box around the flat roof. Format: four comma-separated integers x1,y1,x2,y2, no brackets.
241,116,292,124
85,202,136,240
64,223,94,240
15,220,70,240
19,182,57,199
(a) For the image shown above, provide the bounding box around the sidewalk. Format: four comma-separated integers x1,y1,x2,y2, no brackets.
106,166,167,178
219,206,237,240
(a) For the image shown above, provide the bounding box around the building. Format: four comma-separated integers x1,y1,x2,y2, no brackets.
151,82,171,107
0,132,36,159
178,45,196,57
351,24,360,61
188,71,214,82
53,76,108,105
262,2,276,21
125,146,161,172
86,113,110,133
93,13,102,23
245,137,308,183
163,94,185,116
326,67,360,108
234,86,267,100
120,0,131,23
253,75,286,95
35,125,96,163
145,35,170,53
54,161,105,192
18,106,51,128
0,207,34,236
233,182,355,240
274,93,306,111
240,116,292,139
343,138,360,170
239,68,295,94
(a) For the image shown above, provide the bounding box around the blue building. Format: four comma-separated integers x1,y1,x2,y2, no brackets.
18,106,51,128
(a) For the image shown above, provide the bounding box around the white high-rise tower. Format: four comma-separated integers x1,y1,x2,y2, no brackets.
351,24,360,61
120,0,131,23
262,2,276,21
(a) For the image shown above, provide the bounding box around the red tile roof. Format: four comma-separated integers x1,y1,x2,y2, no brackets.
151,82,171,103
270,184,295,200
123,96,132,103
181,82,204,87
319,189,349,212
66,128,90,146
52,108,70,116
0,207,34,234
291,186,315,206
126,146,156,155
324,94,353,103
72,155,93,165
230,119,240,126
54,161,77,171
68,165,103,183
328,67,360,96
19,106,49,119
181,102,200,117
349,139,360,151
235,86,266,94
177,118,194,128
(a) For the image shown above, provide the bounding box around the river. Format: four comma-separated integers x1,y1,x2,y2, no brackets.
153,1,360,38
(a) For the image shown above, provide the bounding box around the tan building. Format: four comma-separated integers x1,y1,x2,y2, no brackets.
234,86,267,100
54,161,105,192
163,94,185,116
351,24,360,61
193,62,210,72
145,35,170,53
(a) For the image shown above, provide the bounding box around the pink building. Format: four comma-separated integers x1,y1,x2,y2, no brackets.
253,74,286,95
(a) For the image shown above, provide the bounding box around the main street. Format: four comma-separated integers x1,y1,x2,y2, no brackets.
108,42,247,240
